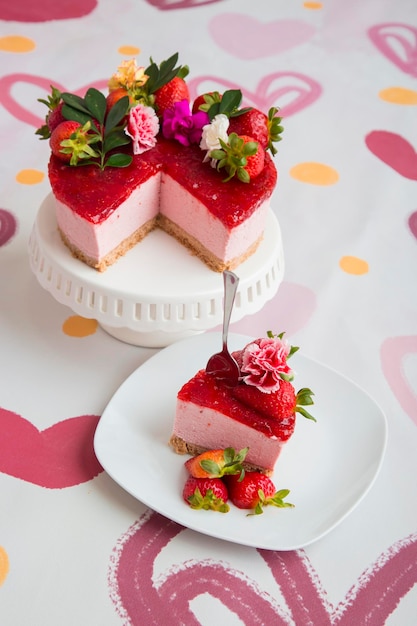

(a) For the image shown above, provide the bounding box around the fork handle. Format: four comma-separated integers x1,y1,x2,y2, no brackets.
222,271,239,347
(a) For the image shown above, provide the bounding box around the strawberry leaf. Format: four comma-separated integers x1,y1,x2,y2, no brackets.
84,88,106,125
105,153,132,168
103,129,131,152
62,104,92,127
105,96,130,132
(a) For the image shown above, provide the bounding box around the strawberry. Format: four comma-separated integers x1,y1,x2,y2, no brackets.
185,447,248,479
210,133,265,183
153,76,190,116
228,109,269,149
232,380,316,423
182,476,230,512
226,472,294,515
49,120,100,165
47,101,65,133
106,87,131,115
35,85,63,139
192,91,222,114
229,107,284,156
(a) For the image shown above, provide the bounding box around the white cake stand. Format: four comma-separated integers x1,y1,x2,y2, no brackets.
28,194,285,348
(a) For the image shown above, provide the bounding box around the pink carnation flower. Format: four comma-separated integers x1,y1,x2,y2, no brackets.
162,99,209,146
241,337,294,393
126,104,159,155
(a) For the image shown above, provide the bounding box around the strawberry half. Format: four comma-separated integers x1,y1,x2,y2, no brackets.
232,380,316,423
182,476,230,512
154,76,190,116
185,447,248,479
226,472,294,515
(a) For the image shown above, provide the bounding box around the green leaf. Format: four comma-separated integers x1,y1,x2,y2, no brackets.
85,88,106,125
105,96,130,132
61,92,90,114
105,153,132,168
218,89,242,115
62,104,92,126
103,129,131,153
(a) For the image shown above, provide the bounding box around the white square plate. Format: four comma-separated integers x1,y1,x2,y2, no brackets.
94,333,387,550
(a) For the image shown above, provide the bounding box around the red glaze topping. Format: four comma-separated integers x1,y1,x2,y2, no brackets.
178,369,295,441
48,136,277,228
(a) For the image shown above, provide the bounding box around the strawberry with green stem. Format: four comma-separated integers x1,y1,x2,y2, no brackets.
183,476,230,512
226,472,294,515
50,120,100,165
185,447,248,479
36,85,64,139
210,133,265,183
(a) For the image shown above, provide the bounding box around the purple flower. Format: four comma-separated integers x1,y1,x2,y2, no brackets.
162,99,209,146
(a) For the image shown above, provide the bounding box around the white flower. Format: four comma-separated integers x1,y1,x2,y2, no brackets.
200,113,230,167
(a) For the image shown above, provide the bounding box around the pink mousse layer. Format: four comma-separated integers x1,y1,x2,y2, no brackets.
55,173,161,259
173,400,285,472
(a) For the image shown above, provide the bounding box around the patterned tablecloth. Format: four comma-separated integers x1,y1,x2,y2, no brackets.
1,1,416,624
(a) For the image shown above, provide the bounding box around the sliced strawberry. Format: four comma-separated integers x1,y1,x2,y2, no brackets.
154,76,190,116
226,472,294,514
185,447,248,479
182,476,230,512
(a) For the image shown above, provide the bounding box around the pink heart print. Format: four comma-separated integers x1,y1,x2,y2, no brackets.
109,511,417,625
145,0,224,9
365,131,417,180
188,72,322,118
368,23,417,77
0,209,17,246
0,74,109,129
0,407,103,488
209,15,316,59
0,0,97,22
380,336,417,427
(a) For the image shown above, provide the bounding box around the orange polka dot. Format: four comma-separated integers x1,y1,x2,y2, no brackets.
339,255,369,275
62,316,98,337
290,162,339,185
118,45,140,56
0,547,9,586
303,1,323,9
379,87,417,105
16,169,44,185
0,35,35,53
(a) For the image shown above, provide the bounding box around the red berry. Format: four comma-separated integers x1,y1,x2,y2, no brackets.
184,447,247,479
226,472,293,514
106,87,131,115
191,91,221,114
49,120,82,162
232,379,296,421
239,135,265,179
182,476,229,512
47,102,65,133
154,76,190,116
228,109,269,149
